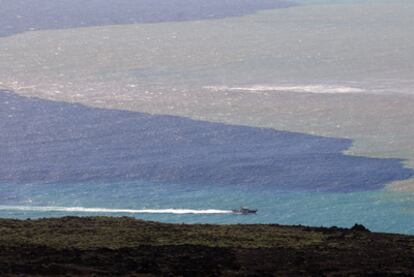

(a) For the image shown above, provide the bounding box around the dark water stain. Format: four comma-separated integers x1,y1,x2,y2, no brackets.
0,90,412,192
0,0,295,37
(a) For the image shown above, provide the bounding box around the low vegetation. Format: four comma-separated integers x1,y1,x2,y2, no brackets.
1,217,413,275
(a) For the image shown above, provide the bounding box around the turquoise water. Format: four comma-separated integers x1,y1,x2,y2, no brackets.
0,90,413,234
1,181,414,234
1,0,414,236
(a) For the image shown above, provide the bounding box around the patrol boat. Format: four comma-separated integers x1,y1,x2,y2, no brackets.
232,207,257,215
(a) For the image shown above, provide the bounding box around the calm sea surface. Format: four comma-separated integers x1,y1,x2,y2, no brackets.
1,0,414,234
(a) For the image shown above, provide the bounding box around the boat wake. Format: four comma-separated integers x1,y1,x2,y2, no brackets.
0,205,233,215
204,84,366,94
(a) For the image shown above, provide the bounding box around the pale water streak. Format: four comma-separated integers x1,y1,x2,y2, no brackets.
0,205,233,215
204,84,366,94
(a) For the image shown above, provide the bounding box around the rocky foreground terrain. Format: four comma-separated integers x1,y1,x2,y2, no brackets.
0,217,413,276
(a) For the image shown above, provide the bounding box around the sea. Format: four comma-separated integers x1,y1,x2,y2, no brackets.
1,0,414,234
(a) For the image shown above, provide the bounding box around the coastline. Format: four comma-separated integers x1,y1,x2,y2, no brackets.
1,216,413,275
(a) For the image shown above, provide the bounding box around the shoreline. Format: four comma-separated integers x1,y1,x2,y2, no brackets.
1,216,414,275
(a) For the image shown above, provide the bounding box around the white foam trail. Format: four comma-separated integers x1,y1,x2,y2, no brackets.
205,84,366,94
0,205,233,215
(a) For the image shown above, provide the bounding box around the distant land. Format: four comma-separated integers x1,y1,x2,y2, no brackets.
1,217,414,276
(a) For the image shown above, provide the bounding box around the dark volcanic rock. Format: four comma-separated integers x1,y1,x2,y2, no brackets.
1,217,414,276
351,223,371,233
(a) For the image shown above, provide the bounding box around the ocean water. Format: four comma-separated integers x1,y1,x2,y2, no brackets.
1,0,414,235
1,91,411,191
0,0,293,37
1,181,414,234
0,90,413,234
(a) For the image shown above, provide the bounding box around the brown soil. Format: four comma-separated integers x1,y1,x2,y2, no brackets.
0,217,413,276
